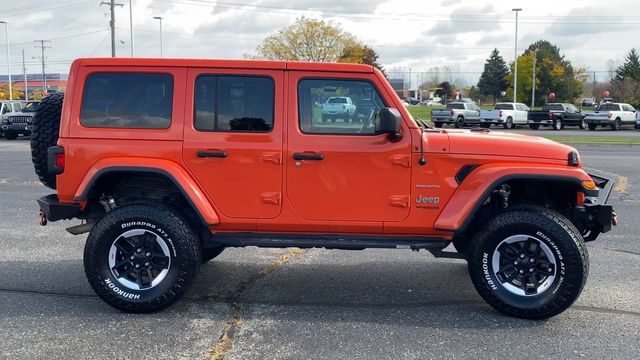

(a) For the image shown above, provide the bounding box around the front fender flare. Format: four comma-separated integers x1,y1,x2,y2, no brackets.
74,157,220,226
434,164,592,233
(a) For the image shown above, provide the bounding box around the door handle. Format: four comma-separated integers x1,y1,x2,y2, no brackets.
197,150,228,158
293,153,324,161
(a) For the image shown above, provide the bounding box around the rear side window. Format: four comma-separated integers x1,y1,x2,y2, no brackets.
194,75,274,132
80,73,173,129
446,103,464,110
598,103,619,111
495,103,514,110
542,104,564,111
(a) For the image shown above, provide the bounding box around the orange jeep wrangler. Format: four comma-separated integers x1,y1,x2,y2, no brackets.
32,58,615,319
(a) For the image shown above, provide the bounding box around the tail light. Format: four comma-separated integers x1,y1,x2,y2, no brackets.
450,110,454,116
499,110,503,117
47,146,65,175
548,111,553,119
608,112,613,119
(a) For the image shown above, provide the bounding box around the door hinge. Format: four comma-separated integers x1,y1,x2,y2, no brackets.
389,195,410,208
262,152,282,165
261,192,282,205
391,154,411,168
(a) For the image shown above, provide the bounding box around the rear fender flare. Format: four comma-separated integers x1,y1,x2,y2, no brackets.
74,158,219,226
434,164,593,233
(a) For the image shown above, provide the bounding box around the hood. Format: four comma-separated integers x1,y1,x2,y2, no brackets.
444,129,576,162
8,112,35,117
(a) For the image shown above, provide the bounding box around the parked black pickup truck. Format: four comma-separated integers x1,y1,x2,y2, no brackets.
527,103,586,130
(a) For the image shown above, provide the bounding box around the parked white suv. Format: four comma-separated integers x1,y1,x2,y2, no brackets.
479,103,530,129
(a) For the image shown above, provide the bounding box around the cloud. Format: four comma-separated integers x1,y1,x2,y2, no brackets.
545,7,627,37
440,0,462,7
427,4,498,35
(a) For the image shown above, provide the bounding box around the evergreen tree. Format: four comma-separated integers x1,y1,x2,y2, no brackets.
614,49,640,82
477,49,509,104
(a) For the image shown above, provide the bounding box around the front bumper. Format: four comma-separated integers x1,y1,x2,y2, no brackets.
579,174,616,241
1,124,33,132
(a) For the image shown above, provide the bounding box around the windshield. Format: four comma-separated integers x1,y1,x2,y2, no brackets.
327,97,347,104
22,102,40,112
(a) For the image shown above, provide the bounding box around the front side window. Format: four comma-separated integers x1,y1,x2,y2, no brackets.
80,73,173,129
298,79,387,135
194,75,274,132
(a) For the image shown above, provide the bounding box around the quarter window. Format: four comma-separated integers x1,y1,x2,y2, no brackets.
194,75,274,132
80,73,173,129
298,79,387,135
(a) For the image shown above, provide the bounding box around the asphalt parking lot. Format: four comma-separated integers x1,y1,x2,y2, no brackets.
1,137,639,359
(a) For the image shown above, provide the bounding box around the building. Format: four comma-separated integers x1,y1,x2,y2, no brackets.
389,78,407,99
0,73,68,97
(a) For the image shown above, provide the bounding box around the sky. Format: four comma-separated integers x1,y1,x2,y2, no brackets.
1,0,639,88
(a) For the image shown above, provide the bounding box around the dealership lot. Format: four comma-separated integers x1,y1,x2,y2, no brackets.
1,138,639,359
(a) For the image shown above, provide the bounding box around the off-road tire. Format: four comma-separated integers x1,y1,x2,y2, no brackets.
201,246,225,264
84,203,201,313
588,123,597,131
30,92,64,189
4,132,17,140
467,206,588,319
455,116,464,128
528,124,540,130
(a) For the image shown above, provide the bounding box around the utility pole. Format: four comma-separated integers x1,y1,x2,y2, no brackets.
34,40,51,94
22,49,27,100
101,0,124,57
531,49,537,108
512,8,522,104
153,16,164,58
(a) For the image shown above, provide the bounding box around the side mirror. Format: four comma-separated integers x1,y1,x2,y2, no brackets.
379,107,403,142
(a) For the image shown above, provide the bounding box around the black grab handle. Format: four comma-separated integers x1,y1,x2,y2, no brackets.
293,153,324,161
197,150,228,158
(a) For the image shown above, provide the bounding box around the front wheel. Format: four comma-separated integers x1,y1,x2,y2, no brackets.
467,207,588,319
84,203,201,313
553,118,562,131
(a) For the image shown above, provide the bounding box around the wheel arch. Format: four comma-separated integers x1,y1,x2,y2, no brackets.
75,164,219,228
435,167,594,235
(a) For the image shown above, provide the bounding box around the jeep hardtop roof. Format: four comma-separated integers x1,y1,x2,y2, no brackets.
72,58,376,73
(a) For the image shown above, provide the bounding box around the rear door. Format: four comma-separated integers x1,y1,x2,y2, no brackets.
183,68,284,220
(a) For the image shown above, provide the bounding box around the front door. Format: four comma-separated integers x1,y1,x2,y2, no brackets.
286,73,412,223
183,68,284,220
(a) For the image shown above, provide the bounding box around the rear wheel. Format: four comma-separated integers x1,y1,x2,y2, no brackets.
588,123,597,131
467,207,588,319
611,118,621,131
455,116,464,128
503,117,514,129
528,124,540,130
84,203,201,313
31,92,64,189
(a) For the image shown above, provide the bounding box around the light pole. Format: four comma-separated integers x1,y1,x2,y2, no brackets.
512,8,522,104
0,21,12,101
153,16,164,58
129,0,135,57
531,48,538,108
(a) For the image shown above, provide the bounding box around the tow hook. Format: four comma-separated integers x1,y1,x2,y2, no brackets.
612,210,618,227
39,210,48,226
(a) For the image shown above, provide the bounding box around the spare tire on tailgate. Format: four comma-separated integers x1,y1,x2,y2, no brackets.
31,92,64,190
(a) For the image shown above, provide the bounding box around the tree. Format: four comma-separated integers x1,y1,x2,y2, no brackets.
338,43,386,75
504,52,538,104
477,49,509,104
0,85,24,100
612,49,640,103
522,40,584,105
435,81,453,101
256,17,357,62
